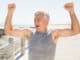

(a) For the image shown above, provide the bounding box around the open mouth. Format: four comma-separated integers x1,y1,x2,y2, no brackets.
36,25,40,28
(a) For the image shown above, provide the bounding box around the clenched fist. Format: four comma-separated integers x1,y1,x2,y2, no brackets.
8,3,16,12
64,3,74,13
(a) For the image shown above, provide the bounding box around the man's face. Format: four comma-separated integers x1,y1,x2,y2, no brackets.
34,15,49,32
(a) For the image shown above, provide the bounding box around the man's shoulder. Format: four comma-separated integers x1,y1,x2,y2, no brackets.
51,29,60,40
51,29,60,35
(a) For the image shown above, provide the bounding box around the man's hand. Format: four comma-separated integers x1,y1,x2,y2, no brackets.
64,3,74,13
8,3,16,12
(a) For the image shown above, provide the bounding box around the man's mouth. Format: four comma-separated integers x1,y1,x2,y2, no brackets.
36,25,40,28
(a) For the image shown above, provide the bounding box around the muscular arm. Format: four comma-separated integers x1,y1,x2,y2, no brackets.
4,3,31,39
52,3,80,42
70,11,80,33
4,7,14,35
58,10,80,36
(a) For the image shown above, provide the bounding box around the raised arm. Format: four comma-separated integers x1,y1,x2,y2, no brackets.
64,3,80,33
52,3,80,41
4,3,15,35
4,3,31,38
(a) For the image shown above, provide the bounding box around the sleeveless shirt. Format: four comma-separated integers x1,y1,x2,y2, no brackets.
28,32,56,60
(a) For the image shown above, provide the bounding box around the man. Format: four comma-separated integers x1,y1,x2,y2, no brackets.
4,3,80,60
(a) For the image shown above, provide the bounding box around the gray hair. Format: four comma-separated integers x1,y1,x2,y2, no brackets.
34,11,50,20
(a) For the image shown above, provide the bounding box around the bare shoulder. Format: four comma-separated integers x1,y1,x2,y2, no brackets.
51,29,60,43
51,29,74,43
22,29,32,38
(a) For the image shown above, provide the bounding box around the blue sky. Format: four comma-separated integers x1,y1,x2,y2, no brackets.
0,0,80,26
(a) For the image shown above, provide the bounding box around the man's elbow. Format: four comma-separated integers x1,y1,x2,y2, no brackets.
4,29,12,35
72,29,80,34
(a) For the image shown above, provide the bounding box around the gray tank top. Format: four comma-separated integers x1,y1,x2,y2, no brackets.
28,32,56,60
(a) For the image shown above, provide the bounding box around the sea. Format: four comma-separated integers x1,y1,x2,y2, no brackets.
0,24,71,31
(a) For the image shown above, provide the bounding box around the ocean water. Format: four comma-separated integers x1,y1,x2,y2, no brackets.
0,24,70,31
